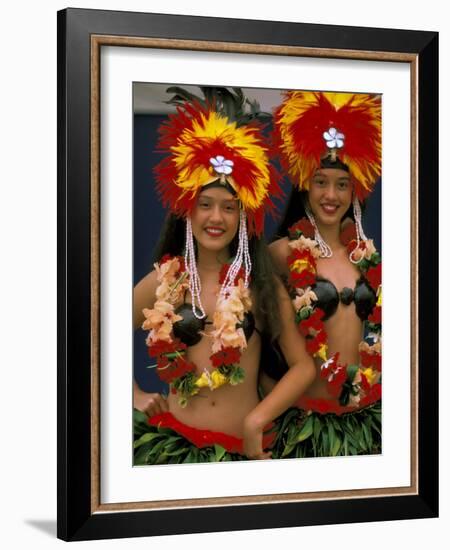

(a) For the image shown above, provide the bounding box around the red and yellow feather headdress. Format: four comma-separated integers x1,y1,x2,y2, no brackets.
154,100,281,236
273,91,381,199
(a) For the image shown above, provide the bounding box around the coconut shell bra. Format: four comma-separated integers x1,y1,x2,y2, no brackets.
311,276,376,322
172,302,256,347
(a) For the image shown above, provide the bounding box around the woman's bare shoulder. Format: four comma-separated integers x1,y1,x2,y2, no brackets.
135,269,158,291
268,237,290,275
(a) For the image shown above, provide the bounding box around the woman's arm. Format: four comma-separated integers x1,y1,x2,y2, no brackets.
133,270,168,416
133,270,158,329
258,370,277,398
268,238,290,277
134,380,169,416
243,278,316,459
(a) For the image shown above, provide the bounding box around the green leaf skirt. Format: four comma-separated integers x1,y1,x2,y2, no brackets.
133,409,246,465
271,401,382,459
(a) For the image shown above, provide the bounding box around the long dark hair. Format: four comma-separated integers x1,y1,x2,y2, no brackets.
153,213,281,341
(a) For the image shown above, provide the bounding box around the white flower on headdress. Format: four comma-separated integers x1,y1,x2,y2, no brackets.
323,127,345,149
210,155,234,175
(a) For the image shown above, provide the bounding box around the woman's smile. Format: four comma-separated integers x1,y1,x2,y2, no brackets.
319,203,340,215
204,225,226,238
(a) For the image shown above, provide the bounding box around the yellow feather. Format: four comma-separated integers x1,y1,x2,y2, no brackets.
170,111,270,211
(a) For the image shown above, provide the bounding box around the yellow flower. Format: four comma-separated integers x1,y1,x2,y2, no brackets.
377,287,382,307
290,257,314,274
210,370,228,389
315,343,328,362
362,367,378,386
194,370,228,390
195,371,211,388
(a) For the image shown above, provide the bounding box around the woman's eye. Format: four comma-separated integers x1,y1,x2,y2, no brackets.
199,202,210,208
338,182,349,190
224,205,236,212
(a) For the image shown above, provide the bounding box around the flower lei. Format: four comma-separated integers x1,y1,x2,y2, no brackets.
287,218,382,409
142,255,251,407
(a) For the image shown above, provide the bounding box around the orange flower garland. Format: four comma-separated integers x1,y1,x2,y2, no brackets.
142,255,252,407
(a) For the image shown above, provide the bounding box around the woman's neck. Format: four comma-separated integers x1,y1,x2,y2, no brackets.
315,221,343,251
196,246,229,271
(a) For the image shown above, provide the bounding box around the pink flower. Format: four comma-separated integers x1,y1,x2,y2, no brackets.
154,256,189,303
142,300,182,343
351,239,377,262
210,326,246,354
364,239,377,259
293,287,318,310
288,235,322,259
156,256,182,282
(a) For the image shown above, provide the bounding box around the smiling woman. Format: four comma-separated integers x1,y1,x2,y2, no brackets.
265,91,383,458
133,87,316,464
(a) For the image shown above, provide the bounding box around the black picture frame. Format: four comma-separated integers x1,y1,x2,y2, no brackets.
57,7,438,542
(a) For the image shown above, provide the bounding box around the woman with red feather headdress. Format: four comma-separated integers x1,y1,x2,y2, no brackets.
133,88,316,463
265,91,383,458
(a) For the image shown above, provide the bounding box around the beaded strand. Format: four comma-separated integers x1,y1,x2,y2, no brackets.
184,218,207,319
219,211,252,297
304,202,333,258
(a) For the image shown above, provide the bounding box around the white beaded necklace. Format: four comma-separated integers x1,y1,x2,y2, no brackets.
304,196,368,263
184,211,252,319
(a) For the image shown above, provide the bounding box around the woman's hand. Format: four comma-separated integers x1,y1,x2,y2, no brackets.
243,413,272,460
134,383,169,417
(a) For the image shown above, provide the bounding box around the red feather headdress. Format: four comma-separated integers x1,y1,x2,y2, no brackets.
154,101,281,236
273,91,381,199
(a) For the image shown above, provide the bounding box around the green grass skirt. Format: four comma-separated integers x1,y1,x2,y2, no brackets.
133,409,246,465
134,401,381,464
271,401,382,459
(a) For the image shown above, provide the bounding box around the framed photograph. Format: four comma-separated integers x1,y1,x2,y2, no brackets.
57,8,438,541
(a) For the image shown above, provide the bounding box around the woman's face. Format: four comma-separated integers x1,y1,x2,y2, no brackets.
307,168,353,227
190,186,240,253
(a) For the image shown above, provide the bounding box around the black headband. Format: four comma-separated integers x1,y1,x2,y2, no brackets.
201,178,237,196
320,154,349,172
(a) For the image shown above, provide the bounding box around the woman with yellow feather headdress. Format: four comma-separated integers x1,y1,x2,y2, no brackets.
133,87,316,463
265,90,383,458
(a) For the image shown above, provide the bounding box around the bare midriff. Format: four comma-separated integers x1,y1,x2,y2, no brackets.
298,253,364,401
304,302,363,400
167,283,262,437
